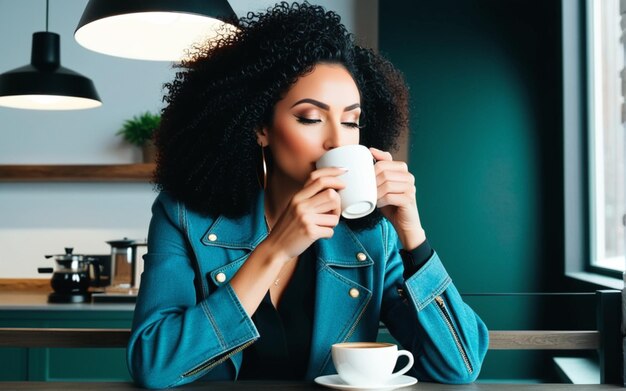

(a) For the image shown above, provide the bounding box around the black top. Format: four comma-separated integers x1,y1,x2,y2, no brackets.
238,240,433,380
238,247,316,380
400,239,433,279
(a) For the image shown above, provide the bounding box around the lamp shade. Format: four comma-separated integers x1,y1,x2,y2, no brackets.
74,0,238,61
0,32,101,110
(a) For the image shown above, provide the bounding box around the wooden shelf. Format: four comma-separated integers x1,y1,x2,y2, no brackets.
0,164,155,182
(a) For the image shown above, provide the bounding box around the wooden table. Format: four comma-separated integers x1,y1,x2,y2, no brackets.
0,381,623,390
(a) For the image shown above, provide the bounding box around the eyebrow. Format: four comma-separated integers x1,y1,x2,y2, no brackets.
291,98,360,112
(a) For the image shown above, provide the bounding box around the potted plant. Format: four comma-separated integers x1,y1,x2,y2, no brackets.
116,111,160,163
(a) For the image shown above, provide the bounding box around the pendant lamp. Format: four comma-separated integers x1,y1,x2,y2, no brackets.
74,0,238,61
0,1,101,110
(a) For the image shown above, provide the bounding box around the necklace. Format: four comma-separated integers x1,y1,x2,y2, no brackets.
264,213,297,287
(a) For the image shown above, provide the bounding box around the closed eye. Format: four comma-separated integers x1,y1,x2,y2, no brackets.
342,122,364,129
295,116,321,125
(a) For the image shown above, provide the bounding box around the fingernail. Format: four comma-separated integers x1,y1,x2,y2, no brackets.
338,167,349,172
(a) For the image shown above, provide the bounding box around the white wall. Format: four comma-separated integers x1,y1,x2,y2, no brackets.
0,0,378,278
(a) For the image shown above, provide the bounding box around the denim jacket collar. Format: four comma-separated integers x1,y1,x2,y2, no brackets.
200,191,269,250
315,223,374,267
201,191,373,267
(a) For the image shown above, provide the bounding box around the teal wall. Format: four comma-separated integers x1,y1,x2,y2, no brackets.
379,0,572,381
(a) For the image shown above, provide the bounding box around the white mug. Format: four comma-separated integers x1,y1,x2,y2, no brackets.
315,144,377,219
331,342,414,386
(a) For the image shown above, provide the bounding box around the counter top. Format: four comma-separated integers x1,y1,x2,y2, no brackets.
0,291,134,312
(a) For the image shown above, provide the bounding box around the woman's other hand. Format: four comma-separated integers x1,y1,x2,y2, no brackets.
264,167,345,263
370,147,426,250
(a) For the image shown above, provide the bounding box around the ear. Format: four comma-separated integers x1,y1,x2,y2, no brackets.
256,126,269,147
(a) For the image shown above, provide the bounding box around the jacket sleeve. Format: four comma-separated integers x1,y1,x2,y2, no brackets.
379,220,489,384
126,193,259,389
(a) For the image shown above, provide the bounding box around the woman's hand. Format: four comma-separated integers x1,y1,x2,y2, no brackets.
263,167,345,263
370,147,426,250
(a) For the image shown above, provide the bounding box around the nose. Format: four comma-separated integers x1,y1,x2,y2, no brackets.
322,122,344,151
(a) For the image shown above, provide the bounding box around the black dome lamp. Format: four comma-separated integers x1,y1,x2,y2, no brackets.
74,0,238,61
0,0,101,110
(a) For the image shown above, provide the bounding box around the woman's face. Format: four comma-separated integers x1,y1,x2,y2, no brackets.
259,63,361,184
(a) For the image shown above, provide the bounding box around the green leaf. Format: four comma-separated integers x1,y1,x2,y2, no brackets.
116,111,161,146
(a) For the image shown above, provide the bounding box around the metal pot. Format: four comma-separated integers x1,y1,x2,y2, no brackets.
38,247,101,302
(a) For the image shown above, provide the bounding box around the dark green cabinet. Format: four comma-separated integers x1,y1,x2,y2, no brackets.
0,309,133,381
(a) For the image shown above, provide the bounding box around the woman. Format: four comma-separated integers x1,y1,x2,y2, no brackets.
127,2,488,388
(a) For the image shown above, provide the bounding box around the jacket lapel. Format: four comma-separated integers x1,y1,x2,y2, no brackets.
306,222,374,379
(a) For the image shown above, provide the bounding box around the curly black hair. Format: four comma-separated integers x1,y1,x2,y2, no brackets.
155,2,409,230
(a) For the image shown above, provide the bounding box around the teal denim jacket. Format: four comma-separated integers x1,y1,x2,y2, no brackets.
127,192,488,388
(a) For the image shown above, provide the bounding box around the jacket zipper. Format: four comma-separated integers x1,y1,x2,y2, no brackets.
316,294,371,375
434,296,473,374
182,339,256,378
342,295,371,342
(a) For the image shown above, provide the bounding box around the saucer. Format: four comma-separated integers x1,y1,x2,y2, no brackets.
314,374,417,391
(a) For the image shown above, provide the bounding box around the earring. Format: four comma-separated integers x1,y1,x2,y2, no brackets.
259,145,267,190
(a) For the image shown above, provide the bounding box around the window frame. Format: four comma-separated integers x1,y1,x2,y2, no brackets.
587,0,625,278
563,0,623,289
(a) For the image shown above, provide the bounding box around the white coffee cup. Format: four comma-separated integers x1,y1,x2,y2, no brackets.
315,144,377,219
331,342,414,386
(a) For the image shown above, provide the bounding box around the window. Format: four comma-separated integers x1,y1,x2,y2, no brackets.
587,0,625,274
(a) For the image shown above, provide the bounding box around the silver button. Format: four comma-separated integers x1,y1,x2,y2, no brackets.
349,288,360,298
216,272,226,283
208,233,217,242
356,252,367,261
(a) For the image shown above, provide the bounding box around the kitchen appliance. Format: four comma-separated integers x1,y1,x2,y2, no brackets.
38,247,101,303
105,238,147,293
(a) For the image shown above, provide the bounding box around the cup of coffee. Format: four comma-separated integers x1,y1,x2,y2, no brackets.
315,144,377,219
331,342,414,386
